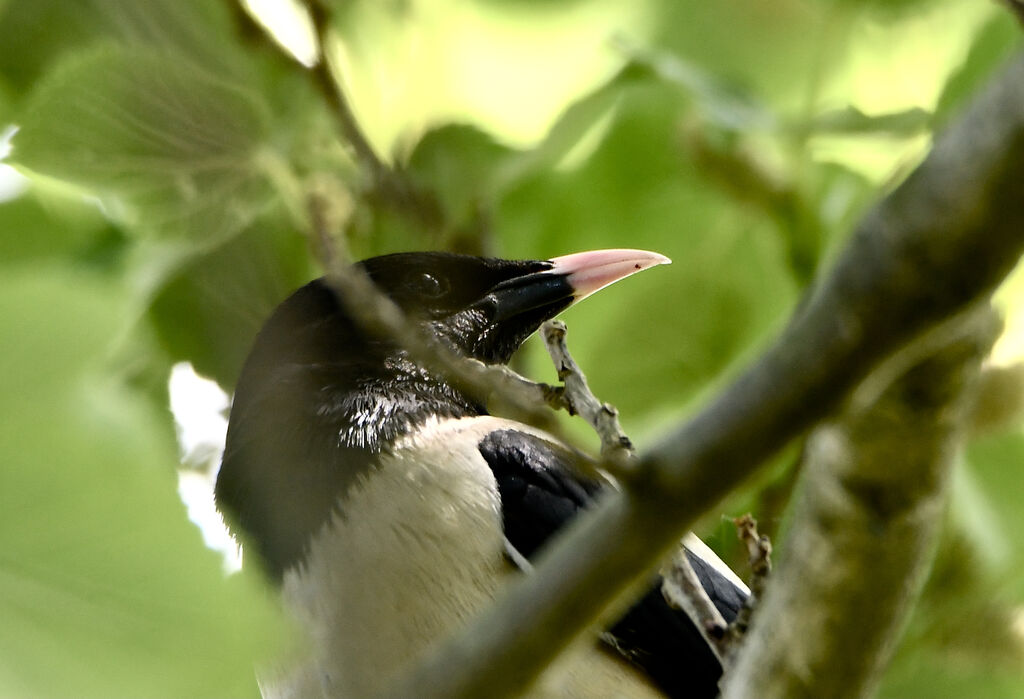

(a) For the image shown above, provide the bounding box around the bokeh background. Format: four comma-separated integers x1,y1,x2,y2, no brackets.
2,0,1023,695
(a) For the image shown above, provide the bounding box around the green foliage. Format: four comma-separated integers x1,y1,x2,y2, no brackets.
0,267,281,697
1,0,1023,695
149,218,316,388
15,45,274,240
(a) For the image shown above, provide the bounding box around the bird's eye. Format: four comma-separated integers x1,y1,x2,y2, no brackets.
412,272,448,298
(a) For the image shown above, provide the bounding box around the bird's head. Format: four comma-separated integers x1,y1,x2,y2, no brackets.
218,248,669,578
357,248,670,365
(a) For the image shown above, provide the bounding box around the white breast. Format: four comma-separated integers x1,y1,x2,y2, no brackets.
263,416,515,698
260,416,664,699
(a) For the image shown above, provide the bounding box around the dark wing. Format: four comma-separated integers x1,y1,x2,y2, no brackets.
478,429,602,559
477,428,746,699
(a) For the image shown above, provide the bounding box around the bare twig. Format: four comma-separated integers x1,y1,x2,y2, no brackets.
661,515,772,671
722,514,771,661
384,51,1024,699
225,0,440,232
540,320,635,469
734,514,771,599
299,0,388,183
660,546,729,661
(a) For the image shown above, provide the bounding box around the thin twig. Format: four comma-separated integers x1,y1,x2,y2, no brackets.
734,515,771,601
661,516,771,670
660,545,729,661
224,0,439,232
540,320,635,470
300,0,389,184
722,514,771,661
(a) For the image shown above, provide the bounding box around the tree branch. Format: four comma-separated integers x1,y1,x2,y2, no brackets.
300,0,390,185
384,51,1024,699
722,306,999,699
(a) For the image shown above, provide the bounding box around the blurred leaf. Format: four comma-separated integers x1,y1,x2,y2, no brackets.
0,266,282,697
406,123,515,242
149,218,315,390
0,1,101,95
13,45,275,240
643,1,840,104
963,431,1024,595
0,0,243,97
881,650,1024,699
800,105,932,136
934,13,1021,124
499,83,796,423
881,508,1024,698
404,62,646,242
616,40,776,132
328,0,646,152
822,0,940,13
0,188,118,266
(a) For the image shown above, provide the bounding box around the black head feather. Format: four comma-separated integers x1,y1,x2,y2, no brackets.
216,252,569,578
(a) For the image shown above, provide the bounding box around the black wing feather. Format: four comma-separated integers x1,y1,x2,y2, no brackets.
478,428,746,699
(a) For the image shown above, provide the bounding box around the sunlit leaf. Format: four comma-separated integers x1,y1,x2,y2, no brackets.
499,84,796,425
799,105,932,136
13,45,275,241
0,0,243,95
615,40,776,132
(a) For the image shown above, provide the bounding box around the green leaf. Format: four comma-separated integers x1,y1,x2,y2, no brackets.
406,123,516,240
934,13,1021,125
799,105,932,137
615,41,775,132
149,218,315,390
498,83,796,425
0,266,282,697
0,187,119,267
403,63,650,244
13,45,274,240
0,0,243,97
963,431,1024,594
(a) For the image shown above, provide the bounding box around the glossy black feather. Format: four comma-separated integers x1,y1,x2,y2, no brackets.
218,278,480,579
477,428,746,699
219,253,561,578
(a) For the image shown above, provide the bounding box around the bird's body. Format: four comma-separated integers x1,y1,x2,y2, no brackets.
216,250,747,699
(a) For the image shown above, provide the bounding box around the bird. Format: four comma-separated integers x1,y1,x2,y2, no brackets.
215,248,749,699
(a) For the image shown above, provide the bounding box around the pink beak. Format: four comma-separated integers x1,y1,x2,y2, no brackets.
548,248,672,302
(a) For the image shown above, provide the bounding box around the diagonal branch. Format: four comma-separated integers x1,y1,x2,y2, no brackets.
660,544,729,662
384,51,1024,699
722,306,999,699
